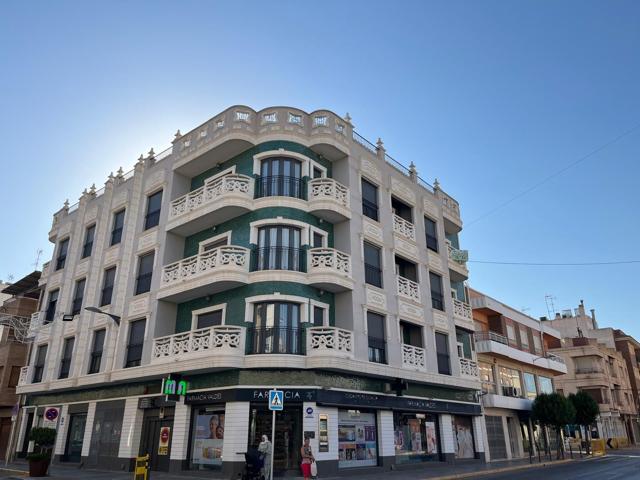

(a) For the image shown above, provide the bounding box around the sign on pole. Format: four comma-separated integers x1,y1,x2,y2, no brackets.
268,389,283,480
268,389,284,411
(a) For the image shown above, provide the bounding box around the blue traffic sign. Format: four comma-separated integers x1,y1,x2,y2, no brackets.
269,389,284,411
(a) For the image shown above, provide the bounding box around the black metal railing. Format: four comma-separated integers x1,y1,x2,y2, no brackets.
368,337,387,364
431,291,444,311
437,353,451,375
251,247,305,272
255,175,306,199
365,264,383,287
361,198,379,221
248,327,303,355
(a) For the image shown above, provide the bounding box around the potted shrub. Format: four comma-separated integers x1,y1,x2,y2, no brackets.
26,427,56,477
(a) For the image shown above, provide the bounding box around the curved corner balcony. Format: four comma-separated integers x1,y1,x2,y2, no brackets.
166,174,254,236
151,325,245,366
307,248,354,292
306,326,354,359
307,178,351,222
157,246,249,302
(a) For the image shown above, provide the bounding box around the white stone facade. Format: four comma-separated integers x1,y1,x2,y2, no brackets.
16,106,483,475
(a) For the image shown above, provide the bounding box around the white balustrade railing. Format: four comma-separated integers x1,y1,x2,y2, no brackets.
18,366,32,386
27,311,44,337
440,192,461,220
446,240,469,266
169,174,252,219
161,246,249,286
393,214,416,241
459,357,479,377
152,325,245,361
453,299,473,321
402,344,426,370
308,248,351,275
308,178,350,209
397,275,420,303
307,327,354,358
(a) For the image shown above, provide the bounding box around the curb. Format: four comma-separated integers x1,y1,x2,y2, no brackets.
422,457,586,480
0,466,27,477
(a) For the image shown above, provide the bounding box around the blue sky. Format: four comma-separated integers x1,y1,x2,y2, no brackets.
1,1,638,334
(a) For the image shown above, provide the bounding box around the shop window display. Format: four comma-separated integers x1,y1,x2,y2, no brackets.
393,412,440,463
190,409,225,469
338,410,378,468
452,415,475,459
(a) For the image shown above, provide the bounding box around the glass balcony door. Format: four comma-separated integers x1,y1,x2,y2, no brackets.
254,225,303,271
251,302,302,354
258,157,304,198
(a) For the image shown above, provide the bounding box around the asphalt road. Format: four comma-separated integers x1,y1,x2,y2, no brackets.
2,452,639,479
479,453,640,480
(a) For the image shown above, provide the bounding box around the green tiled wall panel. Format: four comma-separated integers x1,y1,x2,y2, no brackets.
190,141,332,190
184,207,333,258
175,281,335,333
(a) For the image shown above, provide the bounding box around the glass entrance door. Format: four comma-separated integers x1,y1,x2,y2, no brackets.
64,414,86,462
248,405,302,476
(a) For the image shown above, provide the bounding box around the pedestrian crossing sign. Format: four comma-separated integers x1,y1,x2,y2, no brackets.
269,389,284,411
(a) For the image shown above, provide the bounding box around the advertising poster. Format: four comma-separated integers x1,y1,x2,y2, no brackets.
192,413,225,466
425,421,438,454
158,426,170,455
453,416,474,459
338,411,377,468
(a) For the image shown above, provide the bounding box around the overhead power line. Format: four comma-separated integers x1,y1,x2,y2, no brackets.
469,259,640,266
466,121,640,227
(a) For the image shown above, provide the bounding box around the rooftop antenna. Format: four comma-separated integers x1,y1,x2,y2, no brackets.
545,294,557,319
521,307,530,314
33,249,43,270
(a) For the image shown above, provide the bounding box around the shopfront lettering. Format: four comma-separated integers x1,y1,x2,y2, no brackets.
253,390,304,401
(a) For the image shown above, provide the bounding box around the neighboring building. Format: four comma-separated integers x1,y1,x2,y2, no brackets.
545,302,640,444
0,271,41,460
469,289,567,462
15,106,484,477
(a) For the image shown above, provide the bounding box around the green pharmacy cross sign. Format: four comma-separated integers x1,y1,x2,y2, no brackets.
162,374,189,402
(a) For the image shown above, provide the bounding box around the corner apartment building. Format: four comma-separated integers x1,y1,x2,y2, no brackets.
0,271,41,460
545,303,639,443
16,106,484,477
469,289,567,461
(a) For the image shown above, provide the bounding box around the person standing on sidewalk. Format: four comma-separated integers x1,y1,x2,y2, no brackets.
300,437,315,480
258,435,272,480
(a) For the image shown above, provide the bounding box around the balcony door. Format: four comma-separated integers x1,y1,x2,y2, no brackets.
255,225,302,271
251,302,301,354
258,157,303,198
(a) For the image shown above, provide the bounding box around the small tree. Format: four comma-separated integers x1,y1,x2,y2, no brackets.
569,391,600,454
26,427,56,461
532,392,576,459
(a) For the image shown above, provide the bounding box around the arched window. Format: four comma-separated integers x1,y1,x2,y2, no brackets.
257,157,304,199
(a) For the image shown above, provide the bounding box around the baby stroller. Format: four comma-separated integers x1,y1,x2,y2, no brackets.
238,447,264,480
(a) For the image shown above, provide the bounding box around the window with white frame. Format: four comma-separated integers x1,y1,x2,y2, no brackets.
199,232,230,253
192,304,226,330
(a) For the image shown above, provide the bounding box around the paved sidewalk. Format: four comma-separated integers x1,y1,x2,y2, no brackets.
0,454,592,480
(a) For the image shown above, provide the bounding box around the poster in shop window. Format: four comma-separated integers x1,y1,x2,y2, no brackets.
453,416,474,459
192,413,225,465
338,411,377,468
425,421,438,454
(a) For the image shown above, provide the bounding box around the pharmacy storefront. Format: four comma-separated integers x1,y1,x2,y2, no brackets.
180,387,483,477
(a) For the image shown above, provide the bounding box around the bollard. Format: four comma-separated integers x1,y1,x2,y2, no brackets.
134,454,150,480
